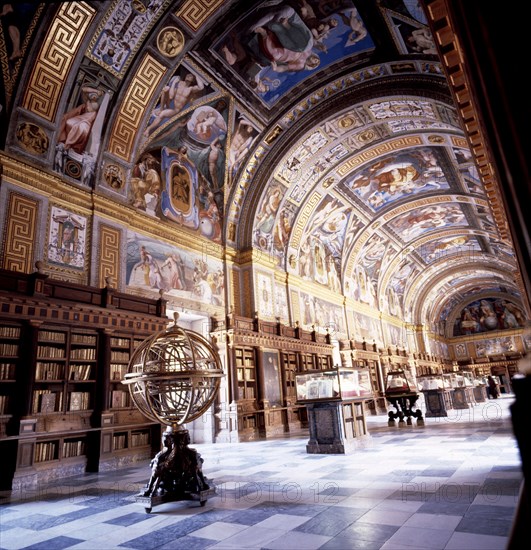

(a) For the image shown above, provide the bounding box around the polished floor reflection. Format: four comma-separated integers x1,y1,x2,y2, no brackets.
0,396,521,549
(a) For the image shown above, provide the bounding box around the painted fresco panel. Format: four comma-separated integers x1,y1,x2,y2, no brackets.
126,232,224,306
212,1,374,107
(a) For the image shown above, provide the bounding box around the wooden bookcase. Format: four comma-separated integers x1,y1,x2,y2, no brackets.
0,268,168,490
235,346,257,401
214,314,334,442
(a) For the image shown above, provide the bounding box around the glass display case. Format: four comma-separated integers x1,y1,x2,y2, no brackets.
418,374,453,417
443,372,475,409
384,369,417,395
443,372,473,388
418,375,447,391
384,369,424,425
295,367,372,403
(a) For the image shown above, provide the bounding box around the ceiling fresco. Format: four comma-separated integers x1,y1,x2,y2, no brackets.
0,0,527,338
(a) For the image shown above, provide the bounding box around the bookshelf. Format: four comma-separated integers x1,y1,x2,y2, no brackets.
235,347,257,401
0,267,168,490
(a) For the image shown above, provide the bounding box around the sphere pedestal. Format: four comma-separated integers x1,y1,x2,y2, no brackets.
135,427,216,513
122,314,223,513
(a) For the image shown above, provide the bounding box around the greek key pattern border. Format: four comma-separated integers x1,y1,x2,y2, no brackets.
108,54,166,161
22,2,96,121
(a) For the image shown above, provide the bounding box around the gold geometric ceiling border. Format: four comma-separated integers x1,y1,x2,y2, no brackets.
1,191,39,273
424,0,510,241
410,260,516,324
175,0,225,32
336,136,423,178
108,54,166,162
227,62,444,233
21,2,96,122
97,223,121,289
377,228,486,304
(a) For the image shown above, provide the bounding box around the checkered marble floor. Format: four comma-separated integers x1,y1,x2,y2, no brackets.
0,396,522,550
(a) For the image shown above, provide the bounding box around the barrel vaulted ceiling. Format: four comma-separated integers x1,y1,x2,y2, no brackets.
0,0,527,339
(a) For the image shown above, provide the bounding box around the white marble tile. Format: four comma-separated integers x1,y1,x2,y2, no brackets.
190,520,249,540
384,525,453,549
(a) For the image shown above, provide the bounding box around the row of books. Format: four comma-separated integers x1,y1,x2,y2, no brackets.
69,364,93,380
34,441,58,462
0,362,16,380
70,348,96,360
32,390,92,413
33,390,62,414
71,334,97,345
63,439,86,458
38,330,66,343
0,326,21,338
37,345,65,359
0,395,9,414
131,431,150,447
69,391,91,411
111,390,130,409
36,362,64,381
111,364,128,380
113,433,127,450
111,351,129,362
0,343,18,356
110,337,130,348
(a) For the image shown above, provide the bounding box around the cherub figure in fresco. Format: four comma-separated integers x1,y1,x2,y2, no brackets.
407,27,437,54
339,7,368,46
144,72,205,136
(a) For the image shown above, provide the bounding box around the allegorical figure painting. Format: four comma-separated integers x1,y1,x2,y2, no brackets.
454,298,526,336
346,147,448,211
47,206,87,269
126,233,224,306
54,81,110,186
215,1,373,106
131,66,228,244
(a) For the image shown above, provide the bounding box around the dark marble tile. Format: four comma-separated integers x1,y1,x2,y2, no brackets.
3,509,97,530
464,504,518,521
480,479,522,497
319,535,385,549
19,536,84,549
417,499,471,516
295,506,368,536
120,516,212,549
421,468,457,477
336,520,399,543
156,536,216,550
104,512,157,526
217,507,276,526
249,500,329,517
456,515,513,536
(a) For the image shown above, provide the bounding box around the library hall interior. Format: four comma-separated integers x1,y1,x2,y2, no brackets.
0,1,530,550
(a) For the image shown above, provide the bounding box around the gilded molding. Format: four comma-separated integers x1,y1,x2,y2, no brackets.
175,0,225,32
108,54,166,161
92,195,223,259
98,224,121,288
22,2,96,121
1,192,38,273
336,136,423,178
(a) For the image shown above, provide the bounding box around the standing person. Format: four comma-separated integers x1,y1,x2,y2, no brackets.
144,72,205,136
487,375,499,399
